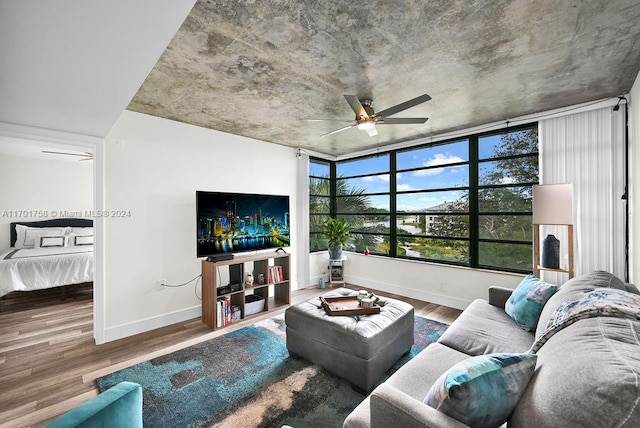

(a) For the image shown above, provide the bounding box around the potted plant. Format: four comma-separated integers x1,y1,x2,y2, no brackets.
322,217,351,260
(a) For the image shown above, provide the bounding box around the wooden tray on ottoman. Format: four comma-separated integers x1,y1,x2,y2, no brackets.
320,295,381,316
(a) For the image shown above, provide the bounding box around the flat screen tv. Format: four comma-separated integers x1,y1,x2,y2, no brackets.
196,190,290,257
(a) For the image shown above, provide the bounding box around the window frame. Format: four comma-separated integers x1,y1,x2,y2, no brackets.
309,159,332,252
309,123,539,273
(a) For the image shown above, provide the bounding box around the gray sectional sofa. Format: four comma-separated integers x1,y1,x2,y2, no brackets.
344,271,640,427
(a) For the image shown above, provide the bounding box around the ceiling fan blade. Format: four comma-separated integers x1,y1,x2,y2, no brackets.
305,119,354,123
378,117,429,125
321,124,355,137
375,94,432,118
343,95,369,119
42,150,90,157
365,126,378,137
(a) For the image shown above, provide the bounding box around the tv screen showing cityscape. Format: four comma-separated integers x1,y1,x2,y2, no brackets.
196,191,290,257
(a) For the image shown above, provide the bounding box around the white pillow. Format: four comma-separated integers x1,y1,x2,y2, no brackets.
68,227,93,236
15,225,68,248
33,234,68,248
69,234,93,246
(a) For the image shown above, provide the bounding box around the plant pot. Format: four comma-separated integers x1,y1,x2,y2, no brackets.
328,244,343,260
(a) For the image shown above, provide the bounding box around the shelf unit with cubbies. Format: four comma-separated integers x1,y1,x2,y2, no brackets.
201,252,291,330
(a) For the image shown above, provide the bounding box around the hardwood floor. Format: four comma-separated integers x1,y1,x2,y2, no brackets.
0,285,461,427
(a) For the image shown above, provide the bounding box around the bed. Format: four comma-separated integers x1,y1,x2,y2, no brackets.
0,219,94,299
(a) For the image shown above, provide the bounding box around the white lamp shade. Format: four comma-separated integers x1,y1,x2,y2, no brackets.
533,183,573,225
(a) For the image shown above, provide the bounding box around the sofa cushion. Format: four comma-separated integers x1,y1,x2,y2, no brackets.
511,317,640,427
370,383,470,428
535,270,628,339
438,299,534,356
626,282,640,294
386,342,470,399
425,353,537,427
505,275,558,331
595,270,629,290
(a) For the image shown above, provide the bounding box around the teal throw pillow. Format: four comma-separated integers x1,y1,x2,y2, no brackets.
505,274,558,331
424,353,537,428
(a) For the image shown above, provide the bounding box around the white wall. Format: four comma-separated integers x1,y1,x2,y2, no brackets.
0,0,196,136
0,154,93,252
103,111,297,341
310,252,522,310
629,70,640,284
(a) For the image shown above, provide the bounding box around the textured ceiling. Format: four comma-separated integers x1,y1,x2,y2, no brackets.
128,0,640,156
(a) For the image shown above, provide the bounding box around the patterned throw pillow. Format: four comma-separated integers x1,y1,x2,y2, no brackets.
505,274,558,331
425,353,538,427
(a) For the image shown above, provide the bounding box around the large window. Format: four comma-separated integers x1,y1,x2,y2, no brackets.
336,154,390,255
309,124,538,273
309,159,330,251
396,139,470,263
476,128,538,271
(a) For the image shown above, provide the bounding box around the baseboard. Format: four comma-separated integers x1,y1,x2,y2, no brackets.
102,305,202,343
345,274,471,310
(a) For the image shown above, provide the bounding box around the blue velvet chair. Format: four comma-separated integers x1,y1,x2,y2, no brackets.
46,381,143,428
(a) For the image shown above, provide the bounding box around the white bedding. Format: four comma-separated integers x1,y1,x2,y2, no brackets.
0,246,94,298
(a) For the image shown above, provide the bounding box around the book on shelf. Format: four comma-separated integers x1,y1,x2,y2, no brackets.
267,265,284,283
216,296,232,327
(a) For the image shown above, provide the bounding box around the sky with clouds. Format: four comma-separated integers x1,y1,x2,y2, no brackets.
311,132,526,212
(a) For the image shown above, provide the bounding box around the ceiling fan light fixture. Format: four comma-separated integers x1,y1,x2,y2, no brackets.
357,121,376,130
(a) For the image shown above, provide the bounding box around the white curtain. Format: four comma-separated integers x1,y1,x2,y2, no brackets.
295,150,310,288
539,106,626,280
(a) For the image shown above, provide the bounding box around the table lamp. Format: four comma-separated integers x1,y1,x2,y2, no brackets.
532,183,574,271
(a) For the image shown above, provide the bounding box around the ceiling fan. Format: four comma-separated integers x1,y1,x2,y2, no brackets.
309,94,431,137
42,150,94,161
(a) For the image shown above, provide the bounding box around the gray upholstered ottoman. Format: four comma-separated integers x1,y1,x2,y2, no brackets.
285,288,414,392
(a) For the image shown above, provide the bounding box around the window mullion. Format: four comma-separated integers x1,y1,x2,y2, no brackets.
390,152,397,257
469,136,479,267
330,162,337,218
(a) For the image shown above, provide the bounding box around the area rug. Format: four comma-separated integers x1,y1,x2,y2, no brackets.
96,314,448,428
